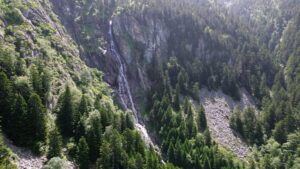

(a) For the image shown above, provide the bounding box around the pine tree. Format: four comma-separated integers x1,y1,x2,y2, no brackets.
97,141,112,169
94,93,102,111
12,94,28,146
28,93,47,144
198,105,207,131
135,131,145,156
87,113,102,162
173,84,180,111
47,128,63,159
186,106,197,138
177,70,189,94
0,72,13,133
254,121,264,145
15,57,26,76
74,118,85,141
125,114,134,130
30,65,43,97
110,130,123,169
77,137,90,169
204,129,211,146
183,97,190,115
203,156,211,169
57,85,75,137
191,82,200,101
273,120,287,144
167,143,175,162
40,68,51,102
78,94,89,115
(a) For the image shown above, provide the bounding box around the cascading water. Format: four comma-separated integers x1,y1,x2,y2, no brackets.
108,20,160,153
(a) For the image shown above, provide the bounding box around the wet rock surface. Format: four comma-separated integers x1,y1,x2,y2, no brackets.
199,88,256,159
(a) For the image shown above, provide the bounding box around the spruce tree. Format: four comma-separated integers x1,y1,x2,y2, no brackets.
47,128,63,159
57,85,75,137
183,97,190,114
0,72,13,132
97,141,112,169
30,65,43,97
87,114,102,162
78,94,89,115
203,129,211,146
273,120,287,144
173,84,180,111
135,131,145,156
198,105,207,131
12,94,28,146
28,93,47,144
15,57,26,76
77,137,90,169
125,114,134,130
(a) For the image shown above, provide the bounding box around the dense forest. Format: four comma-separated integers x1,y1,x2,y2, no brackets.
0,0,300,169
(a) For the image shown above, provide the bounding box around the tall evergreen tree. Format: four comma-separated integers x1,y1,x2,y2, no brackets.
78,94,89,115
57,85,75,137
47,128,63,159
28,93,47,144
15,57,26,76
87,113,102,162
77,137,90,169
273,120,287,144
173,84,180,111
30,65,43,97
198,105,207,131
0,72,13,132
12,94,28,146
97,141,112,169
204,129,211,146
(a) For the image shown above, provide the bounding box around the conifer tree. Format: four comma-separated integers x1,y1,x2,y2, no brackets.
47,128,63,159
0,72,13,132
173,84,180,111
28,93,47,144
110,130,123,169
30,65,43,97
12,94,28,146
78,94,89,115
57,85,75,137
97,141,112,169
15,57,26,76
204,129,211,146
183,97,190,115
40,68,51,102
198,105,207,131
126,114,134,130
87,113,102,162
77,137,90,169
135,131,145,156
273,120,287,144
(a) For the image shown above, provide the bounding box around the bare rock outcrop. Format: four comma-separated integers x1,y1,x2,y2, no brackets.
199,88,256,159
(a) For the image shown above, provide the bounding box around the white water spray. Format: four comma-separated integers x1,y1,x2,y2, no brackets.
108,20,160,153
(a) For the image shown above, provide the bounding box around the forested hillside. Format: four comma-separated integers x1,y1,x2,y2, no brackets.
0,0,299,169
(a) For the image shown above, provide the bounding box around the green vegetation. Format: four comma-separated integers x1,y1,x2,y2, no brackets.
0,0,169,168
0,0,299,168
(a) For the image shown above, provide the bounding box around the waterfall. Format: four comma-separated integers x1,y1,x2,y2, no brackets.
108,20,160,152
109,20,139,123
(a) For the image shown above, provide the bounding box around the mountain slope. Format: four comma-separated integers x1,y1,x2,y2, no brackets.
0,0,300,168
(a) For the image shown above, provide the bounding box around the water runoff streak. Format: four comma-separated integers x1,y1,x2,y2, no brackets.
108,20,160,153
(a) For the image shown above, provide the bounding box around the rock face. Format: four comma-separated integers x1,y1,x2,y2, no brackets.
3,136,46,169
199,88,256,159
50,0,119,85
113,14,170,64
109,20,161,154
